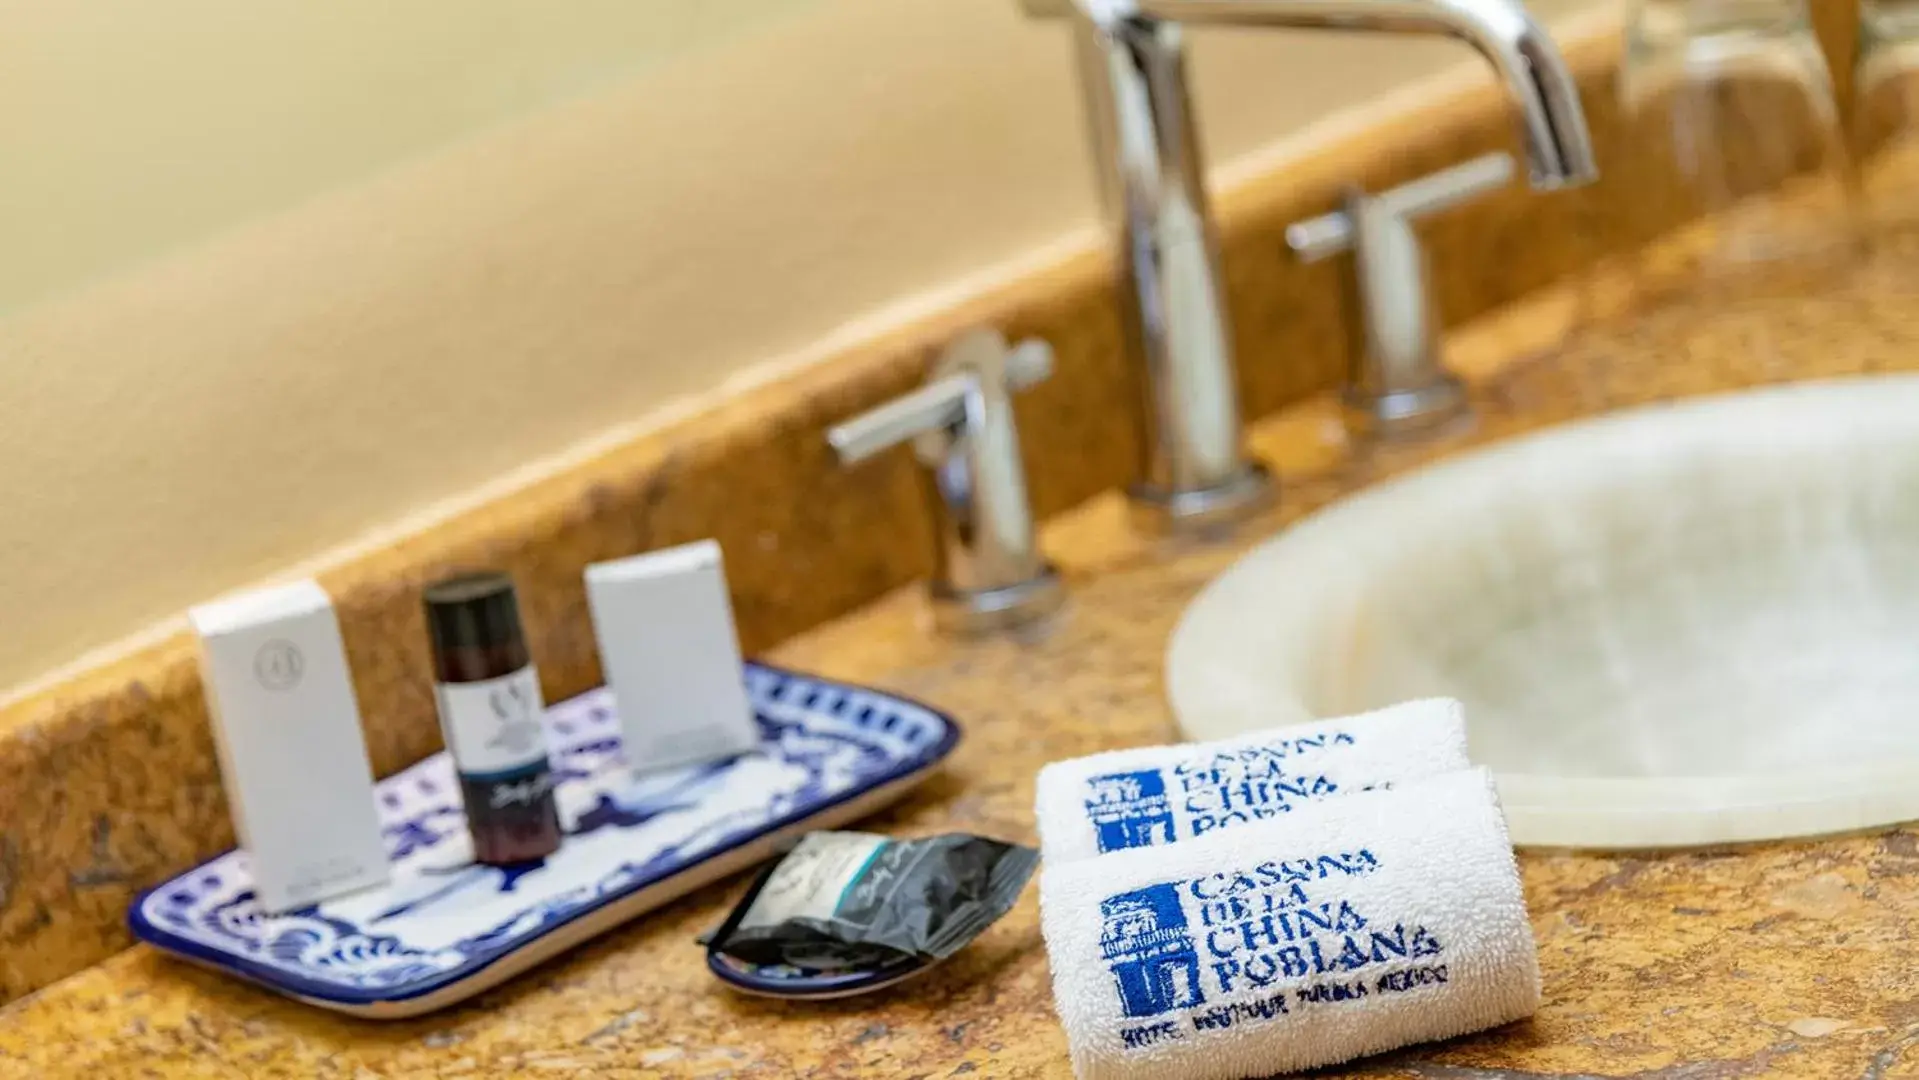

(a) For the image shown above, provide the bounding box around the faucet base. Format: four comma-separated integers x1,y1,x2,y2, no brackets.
929,565,1067,636
1126,461,1275,537
1344,376,1472,442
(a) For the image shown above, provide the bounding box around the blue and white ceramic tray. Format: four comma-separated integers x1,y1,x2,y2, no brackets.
128,662,959,1019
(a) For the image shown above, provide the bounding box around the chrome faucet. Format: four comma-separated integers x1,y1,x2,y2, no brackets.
828,329,1065,635
1288,152,1518,438
1022,0,1598,533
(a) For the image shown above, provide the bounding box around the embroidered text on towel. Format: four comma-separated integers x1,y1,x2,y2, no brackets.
1082,736,1355,853
1097,847,1447,1052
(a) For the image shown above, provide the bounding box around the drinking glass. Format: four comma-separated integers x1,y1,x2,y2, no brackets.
1615,0,1859,301
1855,0,1919,236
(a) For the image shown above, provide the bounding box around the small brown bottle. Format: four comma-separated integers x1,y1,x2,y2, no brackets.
423,572,562,865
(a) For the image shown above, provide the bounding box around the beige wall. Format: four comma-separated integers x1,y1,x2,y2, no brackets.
0,0,814,315
0,0,1603,699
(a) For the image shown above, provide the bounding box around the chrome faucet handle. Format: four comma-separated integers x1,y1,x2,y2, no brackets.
1286,152,1514,440
828,329,1065,635
1286,153,1516,258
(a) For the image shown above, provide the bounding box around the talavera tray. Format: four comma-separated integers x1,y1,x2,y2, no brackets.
128,662,959,1018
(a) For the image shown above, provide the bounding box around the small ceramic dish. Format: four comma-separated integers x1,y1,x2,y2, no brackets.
704,949,936,1000
128,662,959,1018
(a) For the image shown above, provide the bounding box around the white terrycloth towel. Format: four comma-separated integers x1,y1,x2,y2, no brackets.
1035,699,1468,864
1040,768,1537,1080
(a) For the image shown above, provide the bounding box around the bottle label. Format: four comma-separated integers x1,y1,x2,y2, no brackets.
435,666,550,776
464,759,557,812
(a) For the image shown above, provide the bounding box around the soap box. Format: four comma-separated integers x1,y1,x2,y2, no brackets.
189,580,388,913
585,540,760,774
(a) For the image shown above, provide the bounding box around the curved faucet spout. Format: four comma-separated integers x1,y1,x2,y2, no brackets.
1019,0,1597,534
1087,0,1599,188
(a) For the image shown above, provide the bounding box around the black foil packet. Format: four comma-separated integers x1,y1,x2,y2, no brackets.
704,831,1038,972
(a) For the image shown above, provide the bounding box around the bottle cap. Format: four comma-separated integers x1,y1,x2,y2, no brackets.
423,572,527,655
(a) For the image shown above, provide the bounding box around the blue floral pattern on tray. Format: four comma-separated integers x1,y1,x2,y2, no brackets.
128,662,959,1008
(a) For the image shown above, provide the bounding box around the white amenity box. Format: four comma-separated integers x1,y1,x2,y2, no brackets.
585,541,761,775
189,580,389,913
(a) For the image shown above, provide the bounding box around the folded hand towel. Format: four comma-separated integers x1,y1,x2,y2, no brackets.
1035,699,1467,864
1040,768,1536,1080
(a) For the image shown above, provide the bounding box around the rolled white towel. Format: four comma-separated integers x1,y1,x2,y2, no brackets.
1035,699,1467,865
1040,768,1537,1080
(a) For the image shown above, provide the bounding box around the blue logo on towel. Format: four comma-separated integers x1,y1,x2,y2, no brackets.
1085,770,1176,853
1101,883,1205,1018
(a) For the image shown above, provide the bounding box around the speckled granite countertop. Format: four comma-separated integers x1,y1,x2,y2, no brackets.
7,251,1919,1078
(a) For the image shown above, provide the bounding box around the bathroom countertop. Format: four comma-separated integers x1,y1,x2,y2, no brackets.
7,254,1919,1077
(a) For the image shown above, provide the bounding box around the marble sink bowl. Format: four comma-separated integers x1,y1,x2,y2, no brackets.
1168,377,1919,848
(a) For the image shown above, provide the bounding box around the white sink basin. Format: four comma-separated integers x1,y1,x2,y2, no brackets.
1168,377,1919,848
